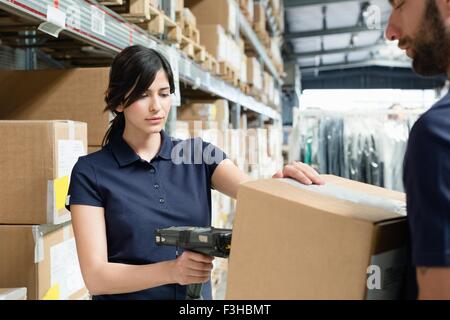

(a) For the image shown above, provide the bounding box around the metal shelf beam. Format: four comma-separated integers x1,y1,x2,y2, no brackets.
238,9,282,86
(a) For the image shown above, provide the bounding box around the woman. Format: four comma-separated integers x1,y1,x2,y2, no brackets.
67,45,324,300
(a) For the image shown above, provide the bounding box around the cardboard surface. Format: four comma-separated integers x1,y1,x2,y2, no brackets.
226,176,408,300
187,0,238,36
0,120,87,224
198,24,228,62
0,68,110,146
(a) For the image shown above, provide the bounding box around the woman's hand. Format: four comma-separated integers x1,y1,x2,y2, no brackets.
273,161,325,185
170,251,214,285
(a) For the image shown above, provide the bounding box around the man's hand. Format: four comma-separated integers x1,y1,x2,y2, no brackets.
273,161,325,185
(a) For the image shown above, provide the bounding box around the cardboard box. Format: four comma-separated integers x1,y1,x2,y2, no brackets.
263,72,274,101
198,25,241,73
131,0,160,13
247,57,263,90
253,2,266,32
226,129,241,162
226,38,242,74
176,0,184,10
246,128,268,165
270,36,283,66
0,223,88,300
178,99,230,131
198,24,228,62
240,55,248,84
186,0,238,36
0,68,110,147
0,121,87,225
240,114,247,130
227,175,408,299
266,124,282,158
0,288,27,300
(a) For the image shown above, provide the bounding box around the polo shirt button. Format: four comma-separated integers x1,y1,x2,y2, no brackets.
154,183,160,189
159,198,165,204
150,168,156,173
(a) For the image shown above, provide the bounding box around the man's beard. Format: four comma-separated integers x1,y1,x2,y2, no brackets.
401,0,450,76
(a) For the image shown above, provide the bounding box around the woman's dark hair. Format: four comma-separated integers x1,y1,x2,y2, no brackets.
102,45,175,146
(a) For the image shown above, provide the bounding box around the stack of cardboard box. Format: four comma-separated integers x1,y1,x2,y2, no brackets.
0,68,110,154
187,0,245,81
0,68,110,299
0,121,89,300
186,0,239,37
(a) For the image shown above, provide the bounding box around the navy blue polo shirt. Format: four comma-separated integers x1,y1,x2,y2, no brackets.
66,130,227,300
403,91,450,286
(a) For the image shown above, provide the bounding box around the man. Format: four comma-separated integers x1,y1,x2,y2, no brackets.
386,0,450,299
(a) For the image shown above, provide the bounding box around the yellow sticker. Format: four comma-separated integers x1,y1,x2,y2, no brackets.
54,176,69,211
43,284,60,300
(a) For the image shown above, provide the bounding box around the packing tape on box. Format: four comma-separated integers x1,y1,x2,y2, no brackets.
33,222,72,263
32,226,45,263
281,178,407,216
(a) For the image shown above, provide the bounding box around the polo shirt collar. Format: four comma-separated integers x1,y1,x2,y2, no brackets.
157,129,173,160
111,130,173,167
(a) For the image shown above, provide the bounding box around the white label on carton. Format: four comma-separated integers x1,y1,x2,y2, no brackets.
47,6,66,28
58,140,86,178
50,238,85,299
280,178,407,216
0,288,27,300
366,247,407,300
91,5,105,36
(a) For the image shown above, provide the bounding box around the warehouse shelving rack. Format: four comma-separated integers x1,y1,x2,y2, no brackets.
0,0,281,123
